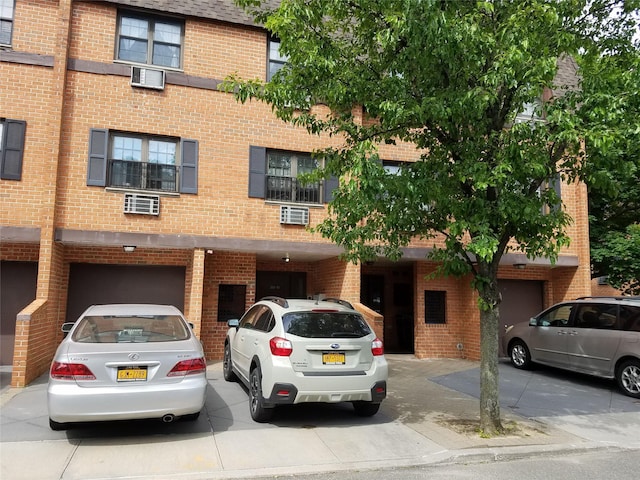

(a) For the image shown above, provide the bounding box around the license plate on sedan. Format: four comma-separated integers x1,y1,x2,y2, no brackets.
117,366,148,382
322,352,345,365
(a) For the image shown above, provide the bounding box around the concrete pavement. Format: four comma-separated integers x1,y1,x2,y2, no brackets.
1,355,639,480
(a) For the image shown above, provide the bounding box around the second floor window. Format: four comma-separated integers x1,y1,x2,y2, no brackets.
109,134,178,192
267,151,321,204
117,13,183,68
0,0,14,46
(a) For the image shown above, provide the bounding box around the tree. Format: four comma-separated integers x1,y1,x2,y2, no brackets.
225,0,640,435
582,49,640,295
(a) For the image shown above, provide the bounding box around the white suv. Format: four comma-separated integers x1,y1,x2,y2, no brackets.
223,297,388,422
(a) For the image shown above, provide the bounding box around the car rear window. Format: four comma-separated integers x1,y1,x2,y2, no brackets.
282,312,372,338
72,315,190,343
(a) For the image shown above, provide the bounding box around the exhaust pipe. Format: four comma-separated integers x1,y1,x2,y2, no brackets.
161,414,175,423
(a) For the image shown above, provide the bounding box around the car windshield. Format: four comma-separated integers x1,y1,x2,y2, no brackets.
282,312,371,338
72,315,190,343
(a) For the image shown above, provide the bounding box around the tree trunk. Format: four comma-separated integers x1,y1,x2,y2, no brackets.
477,264,503,435
479,303,502,434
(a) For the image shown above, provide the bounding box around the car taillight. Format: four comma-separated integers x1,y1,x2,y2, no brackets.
50,361,96,380
270,337,293,356
371,338,384,356
167,357,206,377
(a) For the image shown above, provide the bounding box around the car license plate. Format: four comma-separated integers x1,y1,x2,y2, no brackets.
322,352,345,365
117,366,147,382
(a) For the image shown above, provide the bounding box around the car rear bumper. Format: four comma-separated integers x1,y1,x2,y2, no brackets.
264,358,388,405
47,375,207,423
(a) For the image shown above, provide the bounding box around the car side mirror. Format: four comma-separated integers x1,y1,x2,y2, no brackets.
61,322,75,337
227,319,239,329
529,317,537,327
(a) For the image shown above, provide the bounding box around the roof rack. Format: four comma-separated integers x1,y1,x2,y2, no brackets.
260,296,289,308
575,296,640,302
320,298,354,309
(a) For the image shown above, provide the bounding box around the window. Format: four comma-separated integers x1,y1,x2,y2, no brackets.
537,304,573,327
218,285,247,323
425,291,446,324
1,118,26,180
267,35,287,81
87,129,198,194
266,150,321,203
248,146,338,203
116,12,183,68
0,0,13,46
109,134,178,192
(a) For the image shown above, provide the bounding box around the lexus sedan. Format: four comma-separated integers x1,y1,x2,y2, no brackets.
223,297,388,422
47,304,207,430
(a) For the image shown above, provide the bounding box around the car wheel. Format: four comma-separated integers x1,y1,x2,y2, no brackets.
49,419,68,431
352,401,380,417
249,367,274,423
509,340,532,369
616,359,640,398
223,342,236,382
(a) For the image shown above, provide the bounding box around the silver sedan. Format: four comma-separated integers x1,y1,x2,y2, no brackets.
47,304,207,430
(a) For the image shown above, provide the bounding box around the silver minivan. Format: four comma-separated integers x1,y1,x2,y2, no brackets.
503,296,640,398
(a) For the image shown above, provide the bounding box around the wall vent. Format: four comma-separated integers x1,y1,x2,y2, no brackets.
280,205,309,225
130,66,165,90
124,193,160,215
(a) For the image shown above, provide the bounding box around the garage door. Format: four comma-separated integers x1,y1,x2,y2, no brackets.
66,264,186,323
1,261,38,365
498,280,543,356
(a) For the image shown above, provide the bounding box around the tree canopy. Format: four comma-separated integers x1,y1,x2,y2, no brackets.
226,0,640,434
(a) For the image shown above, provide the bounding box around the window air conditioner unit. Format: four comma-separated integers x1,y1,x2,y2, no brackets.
280,205,309,225
124,193,160,215
130,66,165,90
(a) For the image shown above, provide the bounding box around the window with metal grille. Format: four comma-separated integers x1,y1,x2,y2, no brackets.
109,134,178,192
267,150,321,204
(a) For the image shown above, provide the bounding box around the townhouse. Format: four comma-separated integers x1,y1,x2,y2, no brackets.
0,0,591,387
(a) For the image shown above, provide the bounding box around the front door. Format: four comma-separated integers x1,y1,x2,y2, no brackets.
256,271,306,300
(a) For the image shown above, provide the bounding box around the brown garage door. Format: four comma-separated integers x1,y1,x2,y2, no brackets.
498,280,543,356
66,264,186,323
1,261,38,365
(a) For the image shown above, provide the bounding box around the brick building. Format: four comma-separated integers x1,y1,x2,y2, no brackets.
0,0,591,387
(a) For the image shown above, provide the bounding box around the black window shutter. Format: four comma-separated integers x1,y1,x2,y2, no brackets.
324,175,339,203
248,146,266,198
1,119,26,180
180,139,198,194
87,128,108,186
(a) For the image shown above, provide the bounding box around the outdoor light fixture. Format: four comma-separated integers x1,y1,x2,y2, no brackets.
513,263,526,270
282,253,290,263
123,245,136,253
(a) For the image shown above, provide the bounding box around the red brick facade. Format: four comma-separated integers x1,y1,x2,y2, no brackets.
1,0,592,387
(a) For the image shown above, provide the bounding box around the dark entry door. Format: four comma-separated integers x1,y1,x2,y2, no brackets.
1,261,38,365
256,271,306,300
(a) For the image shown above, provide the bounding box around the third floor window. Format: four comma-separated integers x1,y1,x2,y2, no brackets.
116,12,183,69
0,0,14,46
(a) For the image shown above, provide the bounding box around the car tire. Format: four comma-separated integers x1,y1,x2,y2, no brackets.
223,342,236,382
249,367,274,423
616,359,640,398
352,401,380,417
509,339,532,369
49,419,68,431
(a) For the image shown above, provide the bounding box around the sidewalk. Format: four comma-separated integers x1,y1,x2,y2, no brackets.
1,355,639,480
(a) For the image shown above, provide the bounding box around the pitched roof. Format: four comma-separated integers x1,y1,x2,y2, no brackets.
100,0,280,28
